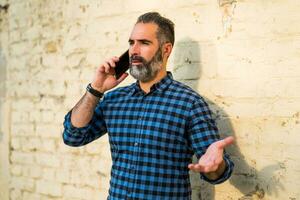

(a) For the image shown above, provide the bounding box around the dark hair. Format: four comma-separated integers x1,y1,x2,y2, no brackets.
136,12,175,46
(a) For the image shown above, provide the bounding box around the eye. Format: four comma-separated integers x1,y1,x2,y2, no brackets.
128,40,134,46
142,41,150,45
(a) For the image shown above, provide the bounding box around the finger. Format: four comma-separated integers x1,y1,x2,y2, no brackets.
112,56,119,62
116,73,128,84
188,164,198,171
107,59,116,68
103,62,111,73
218,136,234,149
98,66,105,73
193,161,218,173
188,164,205,172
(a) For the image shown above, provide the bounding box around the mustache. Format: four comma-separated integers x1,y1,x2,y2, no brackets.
130,55,147,63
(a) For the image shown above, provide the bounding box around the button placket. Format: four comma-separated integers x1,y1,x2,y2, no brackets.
131,95,147,197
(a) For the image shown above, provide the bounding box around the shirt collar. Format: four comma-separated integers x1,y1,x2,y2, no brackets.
129,71,173,96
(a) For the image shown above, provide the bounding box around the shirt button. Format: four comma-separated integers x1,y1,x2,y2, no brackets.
134,142,138,146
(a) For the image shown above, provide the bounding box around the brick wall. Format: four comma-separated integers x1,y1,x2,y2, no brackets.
0,0,299,199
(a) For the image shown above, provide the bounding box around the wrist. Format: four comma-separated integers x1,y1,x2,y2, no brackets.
203,160,226,181
86,83,104,98
91,83,105,93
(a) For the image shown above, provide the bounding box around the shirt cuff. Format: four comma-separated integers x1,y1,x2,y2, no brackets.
200,154,234,184
63,110,91,136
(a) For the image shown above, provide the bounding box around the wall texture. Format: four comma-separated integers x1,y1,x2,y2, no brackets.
0,0,299,199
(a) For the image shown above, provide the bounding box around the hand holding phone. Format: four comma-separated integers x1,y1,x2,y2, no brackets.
91,51,129,93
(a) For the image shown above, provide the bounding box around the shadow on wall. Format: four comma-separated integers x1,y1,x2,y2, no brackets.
172,37,284,200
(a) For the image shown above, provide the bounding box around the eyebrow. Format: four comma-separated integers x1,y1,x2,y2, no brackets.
128,39,153,44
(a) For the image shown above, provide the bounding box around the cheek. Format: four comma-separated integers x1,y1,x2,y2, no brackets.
144,48,159,60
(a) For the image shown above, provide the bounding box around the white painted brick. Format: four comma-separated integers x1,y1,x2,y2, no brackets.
29,110,41,123
10,164,22,176
11,123,35,137
8,56,26,71
35,97,59,110
94,189,109,200
48,80,66,96
211,78,258,98
10,176,35,191
86,175,102,189
11,81,39,98
56,168,70,183
9,41,30,56
22,25,41,41
29,166,43,179
85,51,105,68
8,2,28,17
230,1,300,39
66,170,82,184
11,138,21,150
9,30,22,43
21,137,41,151
65,81,83,97
35,153,60,168
57,141,86,155
63,185,94,199
21,164,42,179
42,167,56,181
85,141,102,155
91,157,111,180
11,151,35,165
10,189,22,200
11,99,35,112
63,2,90,21
63,37,89,55
41,110,55,123
23,192,42,200
41,139,57,152
36,180,62,197
54,110,70,123
36,124,62,139
98,176,110,191
41,54,67,69
11,111,29,123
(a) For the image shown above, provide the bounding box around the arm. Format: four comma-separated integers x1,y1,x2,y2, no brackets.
71,92,100,128
71,56,128,128
63,56,129,146
187,99,234,184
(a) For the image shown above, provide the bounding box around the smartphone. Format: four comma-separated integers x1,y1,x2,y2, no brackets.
114,50,129,79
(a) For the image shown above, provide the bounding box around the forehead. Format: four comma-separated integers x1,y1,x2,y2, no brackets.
129,22,158,41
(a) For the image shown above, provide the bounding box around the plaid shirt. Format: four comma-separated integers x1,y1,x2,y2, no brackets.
63,72,234,200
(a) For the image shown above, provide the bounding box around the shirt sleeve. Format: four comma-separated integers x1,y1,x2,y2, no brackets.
62,98,107,147
187,97,234,184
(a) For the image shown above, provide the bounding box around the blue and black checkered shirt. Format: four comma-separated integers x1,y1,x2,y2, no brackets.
63,72,234,200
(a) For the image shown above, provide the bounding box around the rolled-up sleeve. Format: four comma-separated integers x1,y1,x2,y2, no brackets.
188,98,234,184
62,100,107,147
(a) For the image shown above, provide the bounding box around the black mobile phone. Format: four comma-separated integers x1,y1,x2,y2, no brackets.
114,50,129,79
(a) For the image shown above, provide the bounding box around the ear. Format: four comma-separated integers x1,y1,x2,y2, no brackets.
162,42,173,59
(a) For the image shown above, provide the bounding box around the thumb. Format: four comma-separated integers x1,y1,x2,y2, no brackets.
217,136,234,149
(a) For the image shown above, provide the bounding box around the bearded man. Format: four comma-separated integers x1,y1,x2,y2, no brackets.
63,12,234,200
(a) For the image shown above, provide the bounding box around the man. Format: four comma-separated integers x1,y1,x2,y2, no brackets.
63,12,234,200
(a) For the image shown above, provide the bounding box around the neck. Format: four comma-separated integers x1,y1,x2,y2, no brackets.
139,69,167,93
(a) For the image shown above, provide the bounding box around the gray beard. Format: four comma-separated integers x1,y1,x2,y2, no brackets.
129,49,163,83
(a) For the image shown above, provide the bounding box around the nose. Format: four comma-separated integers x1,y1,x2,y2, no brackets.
129,42,140,56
